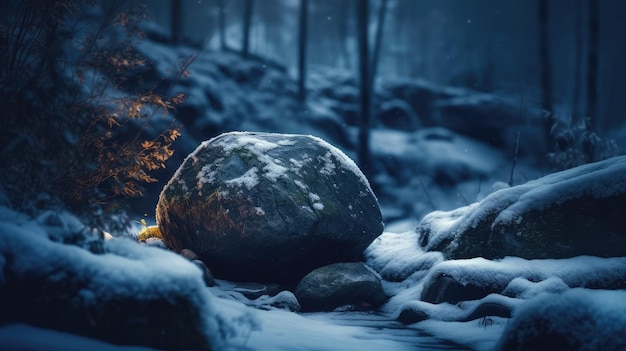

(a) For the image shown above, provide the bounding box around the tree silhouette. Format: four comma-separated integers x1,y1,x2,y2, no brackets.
357,0,372,180
586,0,599,130
298,0,309,102
242,0,254,58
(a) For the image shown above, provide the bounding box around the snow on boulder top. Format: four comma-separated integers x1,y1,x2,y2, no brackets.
157,132,383,283
169,131,374,194
417,155,626,259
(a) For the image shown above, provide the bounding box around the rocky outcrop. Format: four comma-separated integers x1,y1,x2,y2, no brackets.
156,132,383,283
294,262,387,312
418,156,626,260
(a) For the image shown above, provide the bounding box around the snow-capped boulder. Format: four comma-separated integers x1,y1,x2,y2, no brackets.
418,156,626,259
294,262,387,312
156,132,383,283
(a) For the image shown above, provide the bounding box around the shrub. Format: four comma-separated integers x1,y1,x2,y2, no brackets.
546,114,620,171
0,0,183,231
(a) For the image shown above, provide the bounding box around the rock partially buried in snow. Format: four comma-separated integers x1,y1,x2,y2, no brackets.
421,273,494,304
295,262,387,312
0,211,214,351
418,156,626,259
494,289,626,351
156,132,383,283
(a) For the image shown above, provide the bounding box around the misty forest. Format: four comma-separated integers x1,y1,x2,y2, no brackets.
2,0,626,350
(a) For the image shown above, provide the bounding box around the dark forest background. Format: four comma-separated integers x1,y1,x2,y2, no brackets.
151,0,626,135
2,0,625,232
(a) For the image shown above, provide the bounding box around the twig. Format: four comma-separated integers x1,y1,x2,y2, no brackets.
509,87,525,186
457,191,469,206
418,177,436,211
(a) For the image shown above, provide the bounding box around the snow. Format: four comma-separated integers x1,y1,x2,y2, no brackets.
365,231,444,281
310,135,375,194
225,167,260,190
361,218,626,349
418,318,508,351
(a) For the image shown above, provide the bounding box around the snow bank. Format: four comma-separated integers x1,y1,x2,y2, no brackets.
0,206,229,350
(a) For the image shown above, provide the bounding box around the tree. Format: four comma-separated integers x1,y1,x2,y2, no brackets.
586,0,599,130
0,0,181,230
571,0,584,123
538,0,553,143
241,0,254,58
356,0,372,180
336,0,353,70
170,0,183,45
298,0,309,101
370,0,389,87
216,0,227,50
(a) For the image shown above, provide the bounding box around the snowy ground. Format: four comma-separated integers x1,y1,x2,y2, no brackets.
3,131,625,350
3,195,626,351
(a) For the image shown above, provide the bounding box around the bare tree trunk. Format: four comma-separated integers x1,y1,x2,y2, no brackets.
357,0,372,179
586,0,599,130
216,0,226,50
337,0,352,70
242,0,253,58
571,0,584,123
171,0,183,45
538,0,553,142
370,0,388,87
298,0,308,102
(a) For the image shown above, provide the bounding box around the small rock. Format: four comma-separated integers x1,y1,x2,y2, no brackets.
421,274,493,304
180,248,199,261
191,260,216,287
232,282,283,300
397,307,429,324
295,262,387,312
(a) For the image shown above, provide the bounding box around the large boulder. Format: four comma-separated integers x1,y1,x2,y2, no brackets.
294,262,387,312
418,156,626,259
156,132,383,283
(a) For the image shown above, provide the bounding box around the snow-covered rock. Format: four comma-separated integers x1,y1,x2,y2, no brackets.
295,262,387,312
418,156,626,259
0,207,218,350
421,273,495,304
418,256,626,305
494,289,626,351
156,132,383,283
